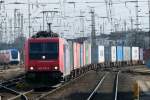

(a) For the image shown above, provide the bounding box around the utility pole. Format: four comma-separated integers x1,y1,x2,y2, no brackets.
21,14,23,36
90,9,96,45
125,0,140,46
124,20,127,31
131,17,133,30
79,10,85,37
14,9,17,40
99,17,107,34
135,0,139,46
17,12,21,38
42,11,45,30
148,0,150,48
28,0,31,37
100,25,102,35
9,18,13,43
135,0,139,31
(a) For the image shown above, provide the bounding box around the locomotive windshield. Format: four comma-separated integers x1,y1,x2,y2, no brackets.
29,42,58,60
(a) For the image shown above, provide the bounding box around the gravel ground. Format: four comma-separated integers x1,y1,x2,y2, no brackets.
117,73,134,100
132,74,150,100
0,89,18,100
0,67,24,80
41,70,106,100
91,72,116,100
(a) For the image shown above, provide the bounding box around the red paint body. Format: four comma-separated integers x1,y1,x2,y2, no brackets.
76,43,80,68
24,37,65,73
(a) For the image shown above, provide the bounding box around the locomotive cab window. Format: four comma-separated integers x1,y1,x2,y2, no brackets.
29,42,58,60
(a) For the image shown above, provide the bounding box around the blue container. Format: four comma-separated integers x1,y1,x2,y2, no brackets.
117,46,123,61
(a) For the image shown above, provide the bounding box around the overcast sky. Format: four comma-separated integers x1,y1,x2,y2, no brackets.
0,0,149,42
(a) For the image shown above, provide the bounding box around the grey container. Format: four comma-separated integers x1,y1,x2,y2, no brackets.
123,46,131,61
68,41,74,71
104,46,111,62
64,41,71,76
91,45,105,64
140,48,143,60
91,45,99,64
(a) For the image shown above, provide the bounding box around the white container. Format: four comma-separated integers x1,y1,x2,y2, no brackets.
140,48,143,60
132,47,139,61
111,46,116,62
98,46,105,63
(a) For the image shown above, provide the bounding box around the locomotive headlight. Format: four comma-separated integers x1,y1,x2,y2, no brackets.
54,66,58,70
30,66,34,70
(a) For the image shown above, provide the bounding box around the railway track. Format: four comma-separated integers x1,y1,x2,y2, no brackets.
0,65,144,100
10,70,98,100
33,71,106,100
86,71,120,100
0,74,29,100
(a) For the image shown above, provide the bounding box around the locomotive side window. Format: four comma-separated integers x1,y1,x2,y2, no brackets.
29,42,58,60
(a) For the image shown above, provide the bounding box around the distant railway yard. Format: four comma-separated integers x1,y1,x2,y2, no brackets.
1,0,150,100
0,64,149,100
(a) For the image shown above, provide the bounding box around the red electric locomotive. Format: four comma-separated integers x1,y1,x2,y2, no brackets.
24,31,71,86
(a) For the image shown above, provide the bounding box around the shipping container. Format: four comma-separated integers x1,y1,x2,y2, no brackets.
140,48,143,61
85,43,89,65
63,42,71,76
91,45,98,64
88,43,91,64
83,42,91,65
123,47,131,61
144,49,150,61
143,49,150,67
68,41,74,71
91,45,105,64
132,47,139,61
111,46,116,62
76,43,80,67
105,46,111,62
73,42,78,69
83,43,86,65
80,44,84,66
98,46,105,63
116,46,123,61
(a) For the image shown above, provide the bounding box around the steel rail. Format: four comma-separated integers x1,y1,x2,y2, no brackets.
86,72,108,100
114,71,120,100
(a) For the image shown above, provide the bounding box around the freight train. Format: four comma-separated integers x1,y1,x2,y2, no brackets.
24,31,144,87
0,49,20,65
